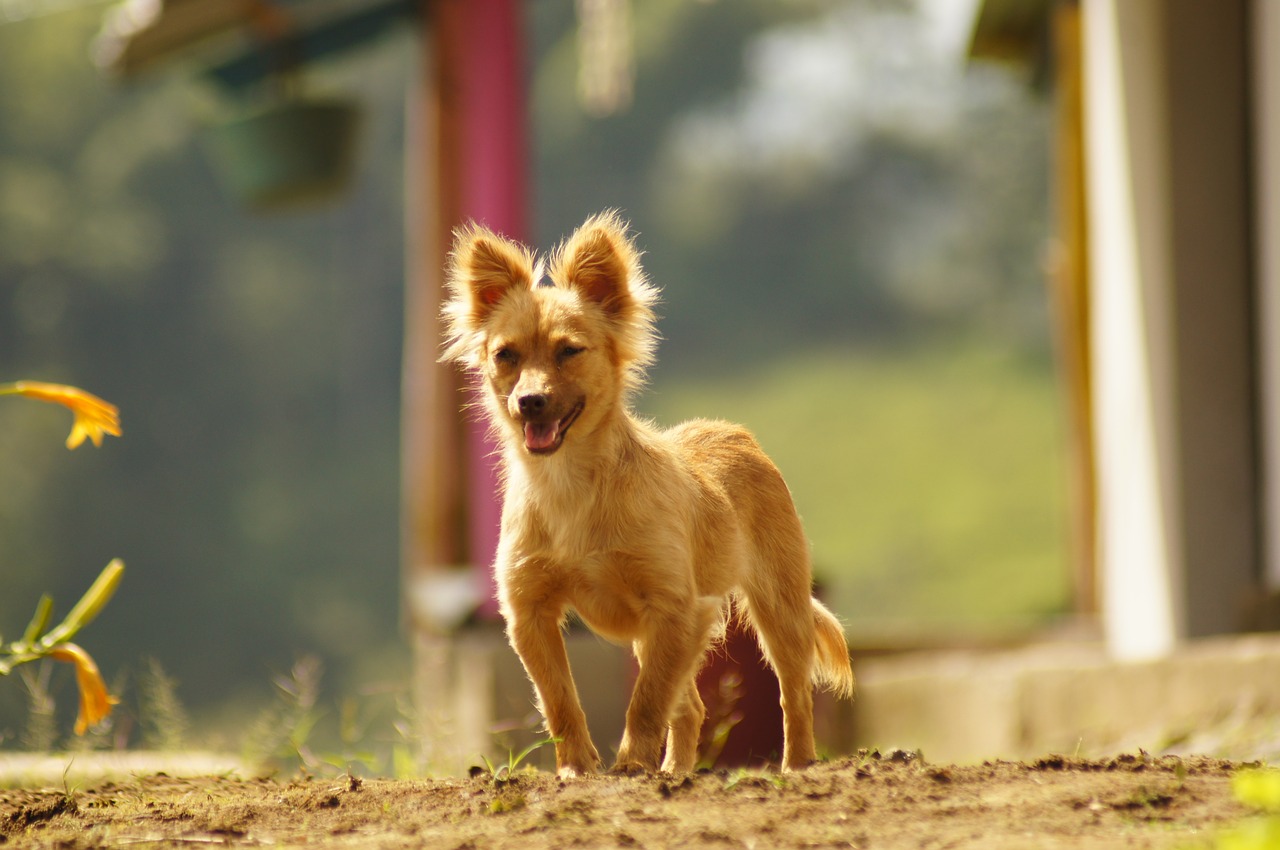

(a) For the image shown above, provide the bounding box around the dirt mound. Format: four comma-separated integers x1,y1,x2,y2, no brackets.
0,751,1251,849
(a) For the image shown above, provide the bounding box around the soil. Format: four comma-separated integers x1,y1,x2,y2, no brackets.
0,751,1254,849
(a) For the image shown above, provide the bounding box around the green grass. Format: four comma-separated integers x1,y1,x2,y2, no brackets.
642,338,1071,634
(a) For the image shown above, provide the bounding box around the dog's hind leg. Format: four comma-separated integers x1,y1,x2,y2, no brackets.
614,596,720,774
739,584,818,770
737,517,827,771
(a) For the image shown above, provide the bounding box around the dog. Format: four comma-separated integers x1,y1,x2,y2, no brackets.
441,211,854,776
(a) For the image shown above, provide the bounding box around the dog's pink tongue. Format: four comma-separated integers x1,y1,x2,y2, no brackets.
524,420,560,451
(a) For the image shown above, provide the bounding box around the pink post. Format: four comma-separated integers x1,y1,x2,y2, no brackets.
446,0,527,618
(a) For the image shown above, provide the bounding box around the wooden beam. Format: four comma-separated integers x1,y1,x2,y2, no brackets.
401,0,468,634
402,0,527,634
1047,0,1096,616
439,0,528,621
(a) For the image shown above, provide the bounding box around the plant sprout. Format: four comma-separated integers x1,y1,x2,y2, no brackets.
1,561,125,734
2,380,124,735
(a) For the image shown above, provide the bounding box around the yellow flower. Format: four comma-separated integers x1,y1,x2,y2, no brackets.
48,643,119,735
1,381,122,449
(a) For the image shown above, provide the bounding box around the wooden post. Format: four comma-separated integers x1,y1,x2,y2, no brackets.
403,0,528,771
402,0,468,637
402,0,527,634
1048,0,1096,617
438,0,528,620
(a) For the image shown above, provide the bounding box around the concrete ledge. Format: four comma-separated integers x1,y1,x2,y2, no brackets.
851,633,1280,763
412,627,1280,772
0,752,247,787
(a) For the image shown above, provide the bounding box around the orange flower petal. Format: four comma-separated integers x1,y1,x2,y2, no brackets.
10,382,121,450
49,644,118,735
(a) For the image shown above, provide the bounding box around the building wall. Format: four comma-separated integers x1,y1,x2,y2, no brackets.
1254,0,1280,595
1162,0,1256,639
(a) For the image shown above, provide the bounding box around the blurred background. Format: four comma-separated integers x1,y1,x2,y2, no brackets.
0,0,1061,756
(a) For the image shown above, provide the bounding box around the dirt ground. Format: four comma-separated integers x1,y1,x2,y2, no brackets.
0,751,1257,849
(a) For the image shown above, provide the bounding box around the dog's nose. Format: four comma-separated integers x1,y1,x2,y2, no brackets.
518,393,548,417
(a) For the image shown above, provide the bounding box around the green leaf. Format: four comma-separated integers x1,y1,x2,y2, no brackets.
1217,815,1280,850
40,559,124,648
510,737,559,772
21,595,53,645
1234,769,1280,813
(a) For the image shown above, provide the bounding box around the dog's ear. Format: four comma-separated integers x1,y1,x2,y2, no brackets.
551,210,644,318
441,223,535,366
447,223,535,315
549,211,660,393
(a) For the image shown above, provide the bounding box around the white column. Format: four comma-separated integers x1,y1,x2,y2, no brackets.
1082,0,1183,659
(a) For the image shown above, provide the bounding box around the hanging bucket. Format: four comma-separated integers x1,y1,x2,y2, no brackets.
204,98,361,210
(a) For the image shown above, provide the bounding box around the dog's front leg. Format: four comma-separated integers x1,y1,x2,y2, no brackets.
613,609,710,775
507,607,602,777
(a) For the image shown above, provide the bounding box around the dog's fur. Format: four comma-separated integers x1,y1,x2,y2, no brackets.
441,211,854,776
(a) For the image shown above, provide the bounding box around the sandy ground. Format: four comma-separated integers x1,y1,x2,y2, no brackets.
0,750,1255,849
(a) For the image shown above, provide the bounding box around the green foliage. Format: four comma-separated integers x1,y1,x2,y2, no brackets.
487,791,528,814
241,656,400,777
138,657,189,751
0,560,125,676
0,4,409,728
474,738,557,814
1210,768,1280,850
19,666,56,752
723,767,787,792
1,561,124,744
697,670,744,771
1237,770,1280,812
535,0,1049,365
243,656,325,773
478,738,561,785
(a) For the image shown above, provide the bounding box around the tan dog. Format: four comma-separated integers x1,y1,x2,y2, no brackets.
442,211,853,776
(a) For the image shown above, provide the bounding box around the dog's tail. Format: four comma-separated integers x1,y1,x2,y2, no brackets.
811,598,855,699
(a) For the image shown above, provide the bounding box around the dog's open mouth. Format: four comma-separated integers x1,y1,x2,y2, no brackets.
523,400,584,455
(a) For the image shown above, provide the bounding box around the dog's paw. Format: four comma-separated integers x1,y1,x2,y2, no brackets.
780,757,819,773
555,744,602,779
556,763,594,780
608,759,655,777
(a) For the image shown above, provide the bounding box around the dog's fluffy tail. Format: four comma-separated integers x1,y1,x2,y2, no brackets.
811,598,856,699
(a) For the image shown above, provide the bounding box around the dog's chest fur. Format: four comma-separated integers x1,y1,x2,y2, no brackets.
502,428,689,564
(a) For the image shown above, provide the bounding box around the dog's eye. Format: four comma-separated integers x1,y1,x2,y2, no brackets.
494,347,518,365
558,345,585,360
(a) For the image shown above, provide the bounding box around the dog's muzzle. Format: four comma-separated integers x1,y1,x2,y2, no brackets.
518,396,584,455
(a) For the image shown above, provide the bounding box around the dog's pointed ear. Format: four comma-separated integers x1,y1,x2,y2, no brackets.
447,223,535,317
548,211,659,391
441,223,535,367
551,211,644,318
